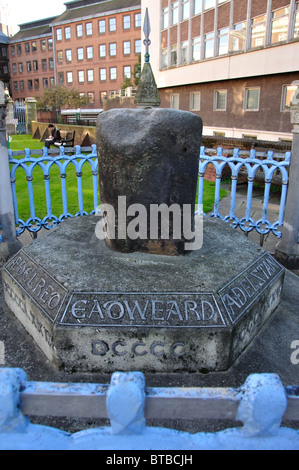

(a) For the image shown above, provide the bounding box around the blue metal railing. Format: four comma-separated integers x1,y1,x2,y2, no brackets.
0,145,291,242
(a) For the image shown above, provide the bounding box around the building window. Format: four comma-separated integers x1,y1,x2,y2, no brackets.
32,42,37,53
12,63,17,74
67,72,73,83
204,0,215,9
14,81,18,92
161,47,168,67
251,15,266,48
33,60,38,71
171,44,177,66
49,58,54,69
57,29,62,41
18,63,23,73
11,45,15,56
66,50,72,62
123,15,131,30
170,93,180,109
34,79,39,90
180,41,188,64
48,39,53,51
20,80,24,91
50,77,55,86
281,85,297,111
58,73,64,85
162,7,169,29
88,92,95,104
192,36,201,61
271,7,289,44
77,48,84,60
27,61,31,72
135,40,141,54
110,67,117,80
214,90,227,111
182,0,190,20
87,70,94,82
244,88,260,111
295,3,299,38
100,68,107,81
123,41,131,55
194,0,202,15
87,46,93,59
42,59,47,70
77,24,83,37
204,32,214,58
135,13,141,28
99,19,105,33
28,79,33,90
124,66,131,79
190,92,201,111
99,44,106,58
109,18,116,32
86,22,93,36
110,43,117,56
218,27,229,55
57,51,63,64
78,70,85,83
229,22,246,52
65,26,71,39
172,2,179,26
100,91,107,105
25,43,29,54
41,40,46,51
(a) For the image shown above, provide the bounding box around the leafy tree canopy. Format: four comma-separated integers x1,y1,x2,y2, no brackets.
37,86,88,113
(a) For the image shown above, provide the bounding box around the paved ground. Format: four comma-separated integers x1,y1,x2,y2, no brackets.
0,185,298,434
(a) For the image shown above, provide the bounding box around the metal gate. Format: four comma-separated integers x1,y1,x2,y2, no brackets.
13,100,26,134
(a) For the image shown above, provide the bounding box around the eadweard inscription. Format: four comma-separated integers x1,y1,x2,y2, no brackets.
61,292,225,327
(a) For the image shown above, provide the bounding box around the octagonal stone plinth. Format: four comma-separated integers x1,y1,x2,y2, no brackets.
1,216,284,373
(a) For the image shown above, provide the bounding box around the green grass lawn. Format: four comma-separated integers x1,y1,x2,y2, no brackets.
9,135,227,222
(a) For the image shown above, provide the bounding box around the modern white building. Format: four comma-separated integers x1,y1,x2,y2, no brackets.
142,0,299,141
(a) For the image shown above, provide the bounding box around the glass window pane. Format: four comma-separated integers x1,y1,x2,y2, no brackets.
251,15,266,48
205,32,214,58
192,36,201,61
271,7,289,43
229,22,246,52
245,88,260,110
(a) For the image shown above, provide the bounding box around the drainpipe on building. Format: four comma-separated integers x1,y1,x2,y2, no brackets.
275,83,299,270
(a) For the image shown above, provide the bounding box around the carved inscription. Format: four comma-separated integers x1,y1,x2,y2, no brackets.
2,278,55,349
4,252,68,322
92,340,187,358
61,292,225,327
219,254,284,324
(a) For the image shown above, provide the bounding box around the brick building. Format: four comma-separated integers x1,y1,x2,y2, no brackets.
142,0,299,141
8,0,141,113
0,31,10,89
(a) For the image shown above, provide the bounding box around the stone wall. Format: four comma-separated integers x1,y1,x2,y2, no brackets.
31,121,96,146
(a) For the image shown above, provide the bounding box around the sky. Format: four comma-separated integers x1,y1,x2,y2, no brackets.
2,0,67,30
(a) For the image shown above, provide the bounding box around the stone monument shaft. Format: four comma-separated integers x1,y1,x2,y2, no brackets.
97,107,203,255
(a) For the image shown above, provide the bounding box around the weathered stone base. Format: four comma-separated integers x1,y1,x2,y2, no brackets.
1,216,285,373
